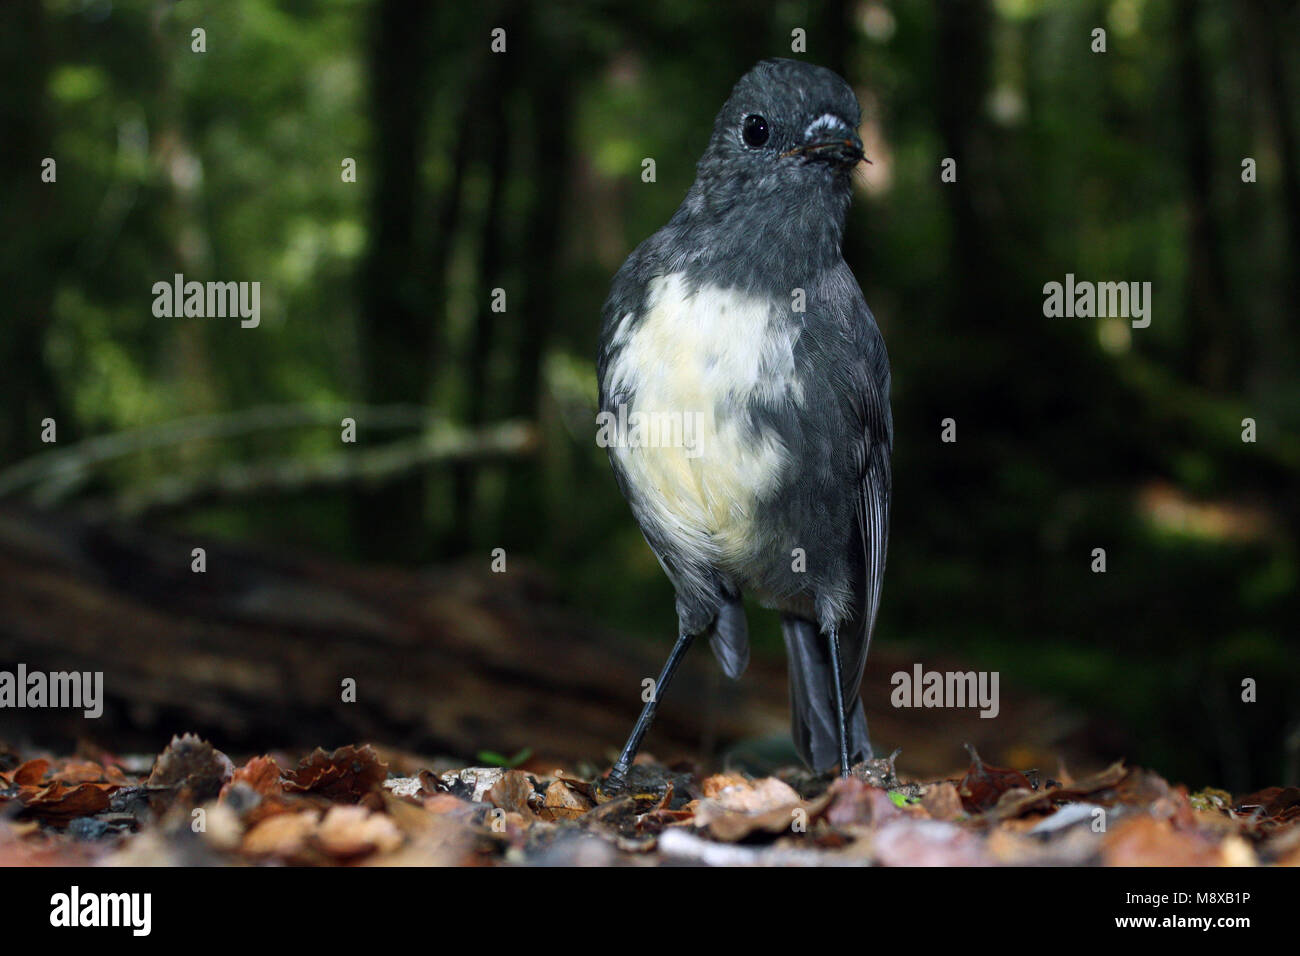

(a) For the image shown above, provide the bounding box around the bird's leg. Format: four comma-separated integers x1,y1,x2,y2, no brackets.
604,631,695,792
826,624,851,777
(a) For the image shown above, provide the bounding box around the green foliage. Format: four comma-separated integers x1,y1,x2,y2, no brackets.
476,748,533,770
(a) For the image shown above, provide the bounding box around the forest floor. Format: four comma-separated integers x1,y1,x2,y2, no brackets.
1,734,1296,866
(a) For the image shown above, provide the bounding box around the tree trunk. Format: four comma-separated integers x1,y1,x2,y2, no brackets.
0,0,68,459
350,0,438,563
1174,0,1240,391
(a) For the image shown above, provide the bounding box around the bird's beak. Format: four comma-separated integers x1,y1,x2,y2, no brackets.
784,121,869,168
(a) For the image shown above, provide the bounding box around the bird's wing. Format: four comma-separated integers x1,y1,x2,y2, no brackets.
843,293,893,701
781,286,888,771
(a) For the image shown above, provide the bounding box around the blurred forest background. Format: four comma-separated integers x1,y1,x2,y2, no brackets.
1,0,1297,792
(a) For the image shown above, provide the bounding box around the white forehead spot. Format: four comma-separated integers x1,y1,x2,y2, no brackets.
803,113,847,138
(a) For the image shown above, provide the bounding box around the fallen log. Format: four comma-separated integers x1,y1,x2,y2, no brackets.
0,506,1083,776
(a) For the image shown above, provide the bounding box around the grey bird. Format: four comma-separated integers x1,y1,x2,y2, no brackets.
596,58,892,786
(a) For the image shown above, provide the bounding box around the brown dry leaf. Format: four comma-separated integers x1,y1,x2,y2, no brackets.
687,775,809,841
417,769,445,797
957,744,1035,813
1113,767,1175,807
1109,771,1198,831
482,810,531,844
976,760,1133,824
242,810,321,859
552,770,595,801
284,744,388,802
694,801,804,842
316,805,404,859
541,779,592,821
424,793,475,817
1261,825,1300,865
921,781,965,821
219,755,295,826
700,772,752,799
985,822,1097,866
873,818,991,866
368,810,477,866
20,781,113,822
147,733,235,803
714,777,801,813
49,760,115,785
1102,815,1227,866
487,770,536,815
11,759,50,788
823,777,905,828
226,756,285,797
381,791,440,835
1057,760,1129,798
985,786,1056,822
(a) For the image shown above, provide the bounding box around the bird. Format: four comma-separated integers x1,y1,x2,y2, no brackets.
596,58,892,789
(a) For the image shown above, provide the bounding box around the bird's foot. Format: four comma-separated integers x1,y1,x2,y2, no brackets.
594,762,631,802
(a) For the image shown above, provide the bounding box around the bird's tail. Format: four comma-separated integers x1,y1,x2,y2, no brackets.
707,593,750,680
781,615,872,772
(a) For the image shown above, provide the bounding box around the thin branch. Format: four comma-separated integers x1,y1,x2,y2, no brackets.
0,403,438,499
79,419,537,520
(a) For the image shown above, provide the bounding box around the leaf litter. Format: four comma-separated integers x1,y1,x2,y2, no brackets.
0,734,1295,866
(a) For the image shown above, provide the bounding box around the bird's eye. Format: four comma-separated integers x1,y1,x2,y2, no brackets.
742,114,769,147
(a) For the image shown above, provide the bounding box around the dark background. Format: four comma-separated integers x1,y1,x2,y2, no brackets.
1,0,1296,792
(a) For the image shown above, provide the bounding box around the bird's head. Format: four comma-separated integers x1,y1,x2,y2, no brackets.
694,59,865,201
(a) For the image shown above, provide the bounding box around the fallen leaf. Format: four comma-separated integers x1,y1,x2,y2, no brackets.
824,777,905,828
1102,816,1226,866
11,759,50,788
19,782,113,822
219,755,294,825
284,744,387,802
700,772,752,800
242,810,320,859
542,779,592,821
873,818,991,866
694,800,805,842
225,756,285,797
1057,760,1129,799
316,804,404,858
147,734,234,803
424,793,475,816
486,770,536,815
921,781,965,821
50,760,113,784
957,744,1035,813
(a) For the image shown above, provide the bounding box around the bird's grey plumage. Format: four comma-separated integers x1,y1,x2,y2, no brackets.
597,58,892,772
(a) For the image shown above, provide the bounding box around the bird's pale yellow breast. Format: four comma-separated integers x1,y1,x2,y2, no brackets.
605,273,801,566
